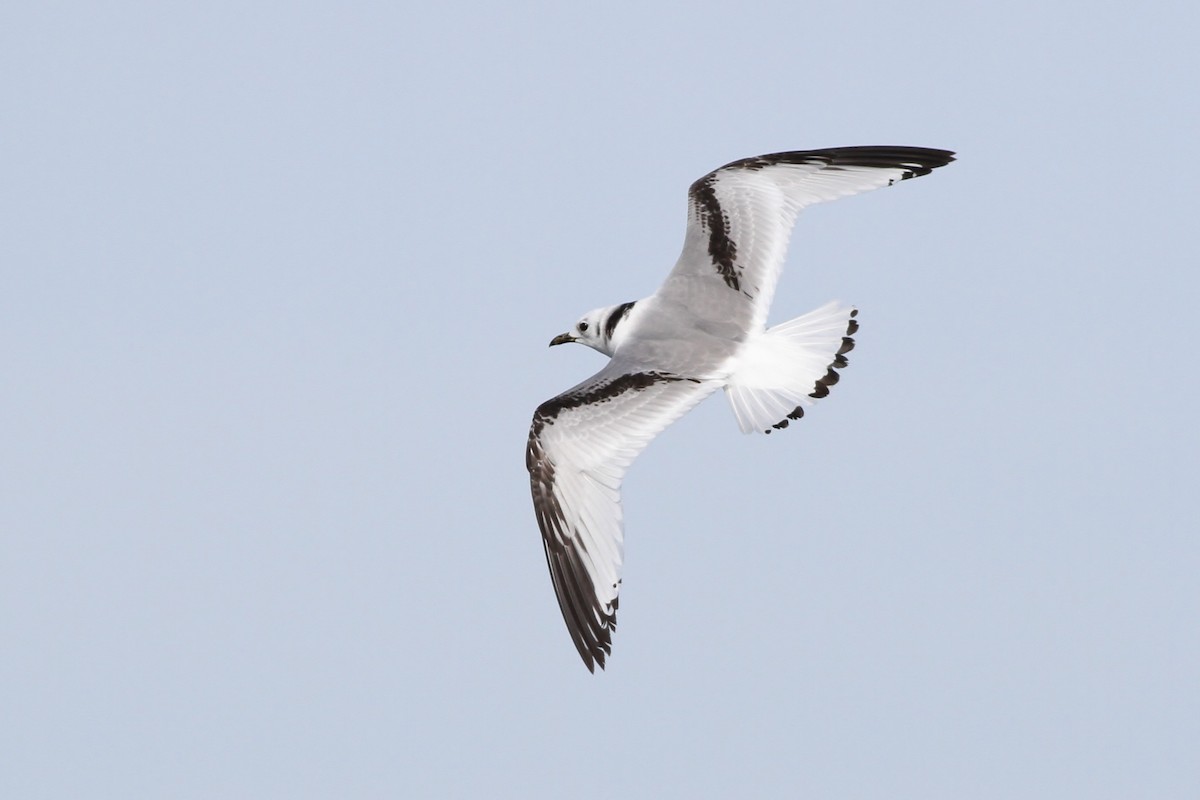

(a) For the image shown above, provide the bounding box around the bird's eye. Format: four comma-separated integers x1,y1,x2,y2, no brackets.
578,321,589,332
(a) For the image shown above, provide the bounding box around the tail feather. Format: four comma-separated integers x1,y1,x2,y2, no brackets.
724,302,858,434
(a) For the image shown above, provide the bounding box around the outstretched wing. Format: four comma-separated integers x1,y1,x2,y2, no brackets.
658,146,955,333
527,360,718,671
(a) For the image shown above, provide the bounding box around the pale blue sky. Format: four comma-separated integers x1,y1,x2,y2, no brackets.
3,1,1198,797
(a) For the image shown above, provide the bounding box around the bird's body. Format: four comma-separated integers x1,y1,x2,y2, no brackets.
528,146,955,671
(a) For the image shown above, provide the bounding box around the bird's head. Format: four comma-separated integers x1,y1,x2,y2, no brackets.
549,301,637,358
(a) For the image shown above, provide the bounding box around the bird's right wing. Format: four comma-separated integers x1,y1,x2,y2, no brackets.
527,359,719,671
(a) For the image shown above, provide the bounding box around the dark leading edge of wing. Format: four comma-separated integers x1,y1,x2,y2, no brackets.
527,431,617,673
716,145,956,179
690,146,954,292
528,371,702,672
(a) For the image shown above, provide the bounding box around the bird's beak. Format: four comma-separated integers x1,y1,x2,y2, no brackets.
549,332,576,347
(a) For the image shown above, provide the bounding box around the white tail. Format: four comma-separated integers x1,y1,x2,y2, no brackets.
724,302,858,434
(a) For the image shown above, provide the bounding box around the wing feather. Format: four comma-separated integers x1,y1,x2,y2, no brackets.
658,146,955,333
528,361,717,671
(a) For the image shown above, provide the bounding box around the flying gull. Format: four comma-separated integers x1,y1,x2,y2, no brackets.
527,146,955,671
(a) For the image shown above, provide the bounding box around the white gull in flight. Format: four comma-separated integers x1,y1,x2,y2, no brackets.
527,146,955,671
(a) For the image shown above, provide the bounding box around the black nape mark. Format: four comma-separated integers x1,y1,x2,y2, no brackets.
603,301,636,341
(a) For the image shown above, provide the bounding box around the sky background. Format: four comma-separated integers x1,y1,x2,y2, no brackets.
3,1,1198,797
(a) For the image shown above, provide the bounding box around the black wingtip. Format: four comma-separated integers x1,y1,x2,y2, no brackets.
722,145,956,180
815,145,956,179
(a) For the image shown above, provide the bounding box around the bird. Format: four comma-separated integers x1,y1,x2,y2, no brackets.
527,146,955,671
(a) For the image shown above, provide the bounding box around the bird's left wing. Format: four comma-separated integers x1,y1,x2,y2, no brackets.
527,358,719,671
658,146,955,334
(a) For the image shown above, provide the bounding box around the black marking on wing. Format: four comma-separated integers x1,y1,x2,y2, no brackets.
528,434,614,672
690,146,954,293
722,145,955,180
530,370,697,439
690,176,741,291
602,301,636,343
527,370,699,671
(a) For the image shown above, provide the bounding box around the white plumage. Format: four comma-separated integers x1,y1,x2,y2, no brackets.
528,146,955,671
